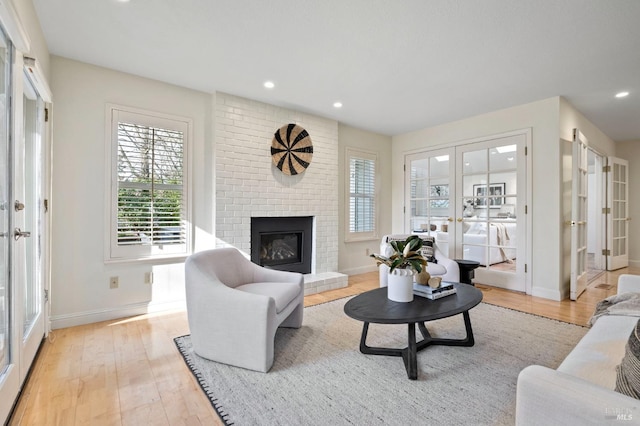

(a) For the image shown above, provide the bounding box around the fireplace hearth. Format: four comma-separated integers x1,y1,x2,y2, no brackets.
251,216,313,274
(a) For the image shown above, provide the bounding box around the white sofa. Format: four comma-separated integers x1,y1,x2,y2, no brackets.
515,274,640,425
378,234,460,287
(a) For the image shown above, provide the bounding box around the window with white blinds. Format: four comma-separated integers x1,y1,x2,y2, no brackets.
345,148,378,242
106,106,191,261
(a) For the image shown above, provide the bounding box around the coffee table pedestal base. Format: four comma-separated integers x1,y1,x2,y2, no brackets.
358,311,475,380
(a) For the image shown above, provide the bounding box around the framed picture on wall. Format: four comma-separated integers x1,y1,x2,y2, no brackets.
473,183,505,208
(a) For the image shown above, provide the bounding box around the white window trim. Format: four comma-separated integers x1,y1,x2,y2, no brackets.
104,104,193,263
345,147,379,243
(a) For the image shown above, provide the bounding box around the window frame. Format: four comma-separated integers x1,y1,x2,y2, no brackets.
345,147,379,242
104,104,192,263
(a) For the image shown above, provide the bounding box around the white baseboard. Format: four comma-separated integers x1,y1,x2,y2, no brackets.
50,300,186,329
530,286,563,301
340,265,377,276
628,259,640,269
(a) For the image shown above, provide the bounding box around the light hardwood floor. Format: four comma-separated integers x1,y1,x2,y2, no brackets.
9,267,639,425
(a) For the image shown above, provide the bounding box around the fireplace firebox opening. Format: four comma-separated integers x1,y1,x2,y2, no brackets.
251,216,313,274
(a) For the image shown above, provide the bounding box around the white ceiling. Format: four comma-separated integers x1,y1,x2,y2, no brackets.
33,0,640,141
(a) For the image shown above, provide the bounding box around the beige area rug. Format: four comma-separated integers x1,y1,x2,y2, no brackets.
174,299,587,426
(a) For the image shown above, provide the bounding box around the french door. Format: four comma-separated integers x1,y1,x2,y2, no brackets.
606,157,629,270
570,129,589,300
405,147,455,237
406,131,529,292
0,26,17,421
18,68,46,378
0,42,48,421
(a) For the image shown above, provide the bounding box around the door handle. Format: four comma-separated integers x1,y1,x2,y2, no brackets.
14,200,25,211
14,228,31,241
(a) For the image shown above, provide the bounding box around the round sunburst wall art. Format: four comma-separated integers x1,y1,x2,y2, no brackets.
271,123,313,175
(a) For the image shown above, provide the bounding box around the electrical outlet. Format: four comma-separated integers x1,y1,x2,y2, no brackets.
145,272,153,284
109,276,119,289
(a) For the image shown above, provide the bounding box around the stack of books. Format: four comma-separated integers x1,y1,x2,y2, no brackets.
413,282,457,300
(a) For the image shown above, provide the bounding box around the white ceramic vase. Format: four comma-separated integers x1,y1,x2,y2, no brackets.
387,268,415,302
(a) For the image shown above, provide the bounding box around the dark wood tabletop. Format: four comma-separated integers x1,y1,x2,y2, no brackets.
344,283,483,324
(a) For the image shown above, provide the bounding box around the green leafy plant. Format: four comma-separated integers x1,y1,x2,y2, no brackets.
370,235,427,273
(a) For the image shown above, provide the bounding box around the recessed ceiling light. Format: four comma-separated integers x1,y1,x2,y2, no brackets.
615,91,629,98
333,102,343,108
264,81,275,89
115,0,130,3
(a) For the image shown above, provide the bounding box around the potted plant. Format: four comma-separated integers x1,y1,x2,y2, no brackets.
370,235,427,302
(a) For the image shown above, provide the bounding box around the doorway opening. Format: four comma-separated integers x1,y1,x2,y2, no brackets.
587,149,605,283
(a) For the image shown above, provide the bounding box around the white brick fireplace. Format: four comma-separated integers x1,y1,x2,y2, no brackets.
214,93,347,294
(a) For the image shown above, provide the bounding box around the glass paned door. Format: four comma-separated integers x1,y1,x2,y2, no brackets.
0,26,18,423
406,148,455,247
0,27,9,384
457,134,526,291
22,72,44,336
16,70,46,381
607,157,629,270
570,129,589,300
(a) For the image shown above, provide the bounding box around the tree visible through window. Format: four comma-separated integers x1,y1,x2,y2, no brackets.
346,148,377,241
107,106,190,261
117,123,184,246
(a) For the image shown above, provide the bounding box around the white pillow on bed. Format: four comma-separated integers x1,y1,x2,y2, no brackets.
466,221,486,234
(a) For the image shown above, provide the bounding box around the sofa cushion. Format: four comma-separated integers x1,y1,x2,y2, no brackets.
558,315,638,389
419,236,437,263
385,235,437,264
616,319,640,398
236,282,301,314
426,262,447,276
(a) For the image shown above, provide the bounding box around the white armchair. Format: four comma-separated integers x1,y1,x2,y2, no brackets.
185,248,304,372
378,234,460,287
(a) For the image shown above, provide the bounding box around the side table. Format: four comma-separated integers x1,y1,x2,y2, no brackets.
454,259,480,285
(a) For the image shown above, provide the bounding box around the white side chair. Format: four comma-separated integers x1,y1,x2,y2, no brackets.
378,234,460,287
185,247,304,372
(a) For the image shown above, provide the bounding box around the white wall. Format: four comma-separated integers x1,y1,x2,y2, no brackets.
13,0,49,78
45,53,634,319
337,124,392,275
559,98,616,156
214,92,340,276
392,97,562,300
49,56,213,328
558,98,617,294
48,58,394,326
389,96,624,300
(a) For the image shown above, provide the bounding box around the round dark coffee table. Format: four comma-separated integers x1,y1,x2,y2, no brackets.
343,283,483,380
